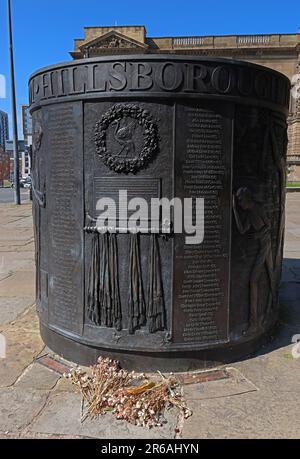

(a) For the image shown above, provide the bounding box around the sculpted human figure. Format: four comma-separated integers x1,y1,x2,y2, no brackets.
233,187,275,331
31,120,45,311
31,123,45,206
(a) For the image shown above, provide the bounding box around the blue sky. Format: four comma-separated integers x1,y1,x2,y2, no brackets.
0,0,299,134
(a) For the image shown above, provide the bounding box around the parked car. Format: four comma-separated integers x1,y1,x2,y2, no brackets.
20,177,32,188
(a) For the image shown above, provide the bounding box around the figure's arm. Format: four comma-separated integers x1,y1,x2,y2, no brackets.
86,213,97,224
233,195,251,234
32,177,46,208
33,188,45,208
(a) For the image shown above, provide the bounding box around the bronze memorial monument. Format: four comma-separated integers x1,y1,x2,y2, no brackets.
29,56,290,370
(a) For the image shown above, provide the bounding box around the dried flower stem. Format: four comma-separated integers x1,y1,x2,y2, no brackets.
64,356,192,429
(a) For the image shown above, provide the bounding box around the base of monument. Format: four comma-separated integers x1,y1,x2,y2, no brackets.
40,322,277,372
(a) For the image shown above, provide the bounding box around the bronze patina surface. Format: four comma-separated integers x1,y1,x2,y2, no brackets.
29,56,290,370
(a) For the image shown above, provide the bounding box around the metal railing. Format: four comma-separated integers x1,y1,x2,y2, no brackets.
237,35,271,45
173,36,206,47
172,34,276,48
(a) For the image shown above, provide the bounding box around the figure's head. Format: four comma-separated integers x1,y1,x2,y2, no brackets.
33,123,43,152
236,187,254,209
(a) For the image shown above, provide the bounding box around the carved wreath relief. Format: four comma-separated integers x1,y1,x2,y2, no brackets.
94,104,159,173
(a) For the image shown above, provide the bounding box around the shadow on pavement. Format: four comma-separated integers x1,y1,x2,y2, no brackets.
239,258,300,362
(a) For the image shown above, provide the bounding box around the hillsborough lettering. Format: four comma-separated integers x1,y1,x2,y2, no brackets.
29,60,290,109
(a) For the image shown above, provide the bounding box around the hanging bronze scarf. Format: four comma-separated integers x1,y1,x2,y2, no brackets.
147,234,165,333
87,233,101,325
99,232,112,327
128,233,145,334
109,233,122,331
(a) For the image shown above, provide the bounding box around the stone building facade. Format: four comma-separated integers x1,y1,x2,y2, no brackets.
0,146,10,186
70,25,300,167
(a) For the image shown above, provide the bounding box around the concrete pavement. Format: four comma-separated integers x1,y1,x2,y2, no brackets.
0,195,299,439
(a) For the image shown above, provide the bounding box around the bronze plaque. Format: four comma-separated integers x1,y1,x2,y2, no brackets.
172,103,232,345
45,102,84,335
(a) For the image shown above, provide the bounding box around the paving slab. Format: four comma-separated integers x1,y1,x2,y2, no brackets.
53,376,78,393
0,271,35,297
28,391,178,439
0,272,12,282
0,387,49,432
181,392,300,439
0,240,35,252
0,228,34,242
183,367,258,401
0,432,88,439
0,250,34,266
15,363,60,391
0,297,34,327
0,306,44,387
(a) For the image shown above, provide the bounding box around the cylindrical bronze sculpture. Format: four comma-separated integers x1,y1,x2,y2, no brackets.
29,56,290,370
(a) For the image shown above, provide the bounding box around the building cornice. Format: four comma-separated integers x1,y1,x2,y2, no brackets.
70,27,300,59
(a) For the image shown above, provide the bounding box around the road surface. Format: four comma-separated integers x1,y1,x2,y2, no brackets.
0,188,30,204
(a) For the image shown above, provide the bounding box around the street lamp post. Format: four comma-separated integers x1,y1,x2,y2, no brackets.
7,0,20,205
